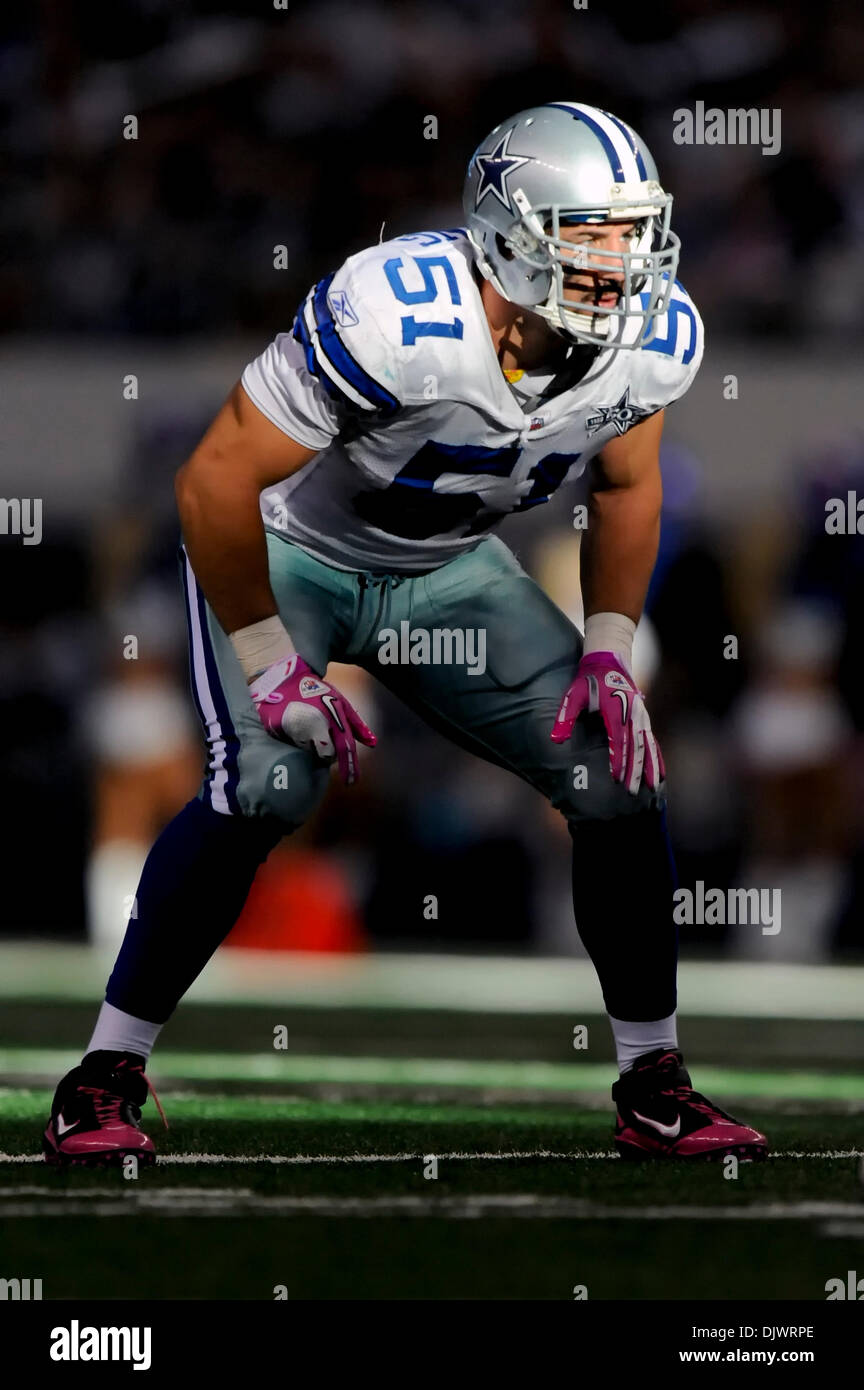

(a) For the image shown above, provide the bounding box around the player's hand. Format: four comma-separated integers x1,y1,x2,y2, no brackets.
249,655,376,786
550,651,664,795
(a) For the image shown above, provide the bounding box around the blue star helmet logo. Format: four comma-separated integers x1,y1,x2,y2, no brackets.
585,387,651,437
472,128,532,214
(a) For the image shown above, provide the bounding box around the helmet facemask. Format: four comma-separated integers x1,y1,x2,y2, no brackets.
470,188,680,350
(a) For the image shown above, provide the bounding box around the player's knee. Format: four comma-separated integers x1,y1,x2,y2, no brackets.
550,742,664,824
240,747,331,828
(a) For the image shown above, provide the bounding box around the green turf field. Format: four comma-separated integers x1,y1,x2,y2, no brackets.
2,986,864,1301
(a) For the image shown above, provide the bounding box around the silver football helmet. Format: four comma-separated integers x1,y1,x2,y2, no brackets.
463,102,680,350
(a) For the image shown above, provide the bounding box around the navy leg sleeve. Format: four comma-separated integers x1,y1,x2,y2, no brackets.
570,807,678,1021
106,797,284,1023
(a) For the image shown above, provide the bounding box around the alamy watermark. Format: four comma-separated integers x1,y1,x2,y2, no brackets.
0,497,42,545
825,492,864,534
825,1270,864,1299
673,882,781,935
377,622,486,676
673,102,781,157
0,1276,42,1299
50,1322,151,1370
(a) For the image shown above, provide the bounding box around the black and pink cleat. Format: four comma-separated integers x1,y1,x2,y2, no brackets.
43,1050,164,1168
612,1048,768,1161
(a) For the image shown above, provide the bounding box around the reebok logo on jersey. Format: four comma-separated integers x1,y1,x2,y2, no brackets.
327,290,358,327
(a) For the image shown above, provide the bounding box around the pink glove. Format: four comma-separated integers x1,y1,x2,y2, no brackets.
551,651,664,795
249,655,376,786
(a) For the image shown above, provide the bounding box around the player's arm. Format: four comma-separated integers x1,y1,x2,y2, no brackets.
581,408,664,627
551,410,665,793
175,380,317,636
176,377,376,784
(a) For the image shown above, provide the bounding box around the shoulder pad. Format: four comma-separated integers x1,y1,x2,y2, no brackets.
298,231,482,409
291,254,403,417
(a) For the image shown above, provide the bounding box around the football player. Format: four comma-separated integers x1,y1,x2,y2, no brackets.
44,103,767,1165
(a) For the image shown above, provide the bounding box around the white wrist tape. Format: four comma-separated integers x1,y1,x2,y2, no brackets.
583,611,636,665
229,615,295,682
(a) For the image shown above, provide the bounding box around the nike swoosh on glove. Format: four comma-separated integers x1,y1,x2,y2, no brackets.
550,651,664,796
249,655,376,786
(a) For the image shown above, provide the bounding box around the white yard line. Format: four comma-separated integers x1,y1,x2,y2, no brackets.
0,1148,599,1165
0,1185,251,1197
0,1192,863,1220
0,1148,862,1164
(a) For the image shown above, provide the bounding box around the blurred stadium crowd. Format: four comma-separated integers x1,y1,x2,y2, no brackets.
2,1,863,337
1,0,863,960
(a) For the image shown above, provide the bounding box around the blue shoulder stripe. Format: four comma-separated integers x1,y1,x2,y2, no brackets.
312,273,399,413
292,299,319,378
292,299,363,412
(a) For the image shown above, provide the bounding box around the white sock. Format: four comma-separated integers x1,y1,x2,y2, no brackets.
608,1012,678,1074
86,1001,162,1062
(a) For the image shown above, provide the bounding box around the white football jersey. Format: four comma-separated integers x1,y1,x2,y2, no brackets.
242,228,704,573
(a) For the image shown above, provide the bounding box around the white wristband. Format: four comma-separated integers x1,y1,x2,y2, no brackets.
229,615,296,682
583,611,636,665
